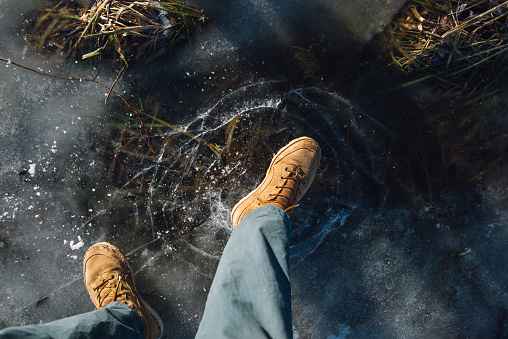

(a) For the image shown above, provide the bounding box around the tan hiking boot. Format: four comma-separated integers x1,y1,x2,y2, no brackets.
83,242,163,339
231,136,321,228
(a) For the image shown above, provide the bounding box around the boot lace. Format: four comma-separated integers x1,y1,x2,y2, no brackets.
257,166,306,214
94,273,132,308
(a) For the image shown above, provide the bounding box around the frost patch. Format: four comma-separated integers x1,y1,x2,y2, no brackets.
69,236,84,251
28,164,36,176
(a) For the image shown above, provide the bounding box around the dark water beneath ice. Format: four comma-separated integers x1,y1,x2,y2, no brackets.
1,0,508,338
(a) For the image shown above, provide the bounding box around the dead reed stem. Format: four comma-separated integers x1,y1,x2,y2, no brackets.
0,56,218,155
381,0,508,98
31,0,205,63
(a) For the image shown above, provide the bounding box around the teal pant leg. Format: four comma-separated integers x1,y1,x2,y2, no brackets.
0,302,144,339
196,205,293,339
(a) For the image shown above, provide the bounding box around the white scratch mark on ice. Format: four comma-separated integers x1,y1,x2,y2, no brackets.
69,236,84,251
28,164,36,176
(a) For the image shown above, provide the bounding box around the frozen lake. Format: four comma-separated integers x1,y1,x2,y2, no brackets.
1,0,508,337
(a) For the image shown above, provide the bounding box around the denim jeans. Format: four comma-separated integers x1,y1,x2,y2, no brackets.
0,302,144,339
0,205,293,339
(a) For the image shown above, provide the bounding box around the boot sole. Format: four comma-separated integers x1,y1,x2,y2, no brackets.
86,242,164,339
231,136,319,226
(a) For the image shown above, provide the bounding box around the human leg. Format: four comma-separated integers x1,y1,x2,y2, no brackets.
0,301,143,339
0,242,163,339
196,137,321,339
196,205,292,339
